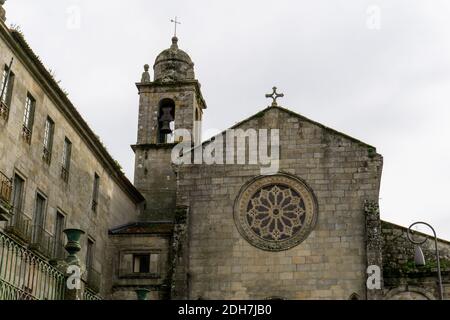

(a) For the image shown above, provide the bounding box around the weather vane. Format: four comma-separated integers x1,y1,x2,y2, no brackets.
170,16,181,37
266,87,284,107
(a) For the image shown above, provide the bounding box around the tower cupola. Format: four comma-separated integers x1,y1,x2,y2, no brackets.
153,37,195,82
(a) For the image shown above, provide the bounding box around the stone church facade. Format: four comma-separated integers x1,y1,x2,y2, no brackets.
0,4,449,300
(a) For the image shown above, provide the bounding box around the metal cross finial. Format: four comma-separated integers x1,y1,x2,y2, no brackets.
170,16,181,37
265,87,284,107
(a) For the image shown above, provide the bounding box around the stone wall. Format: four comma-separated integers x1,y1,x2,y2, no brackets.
134,82,204,220
108,233,171,300
133,145,176,220
177,106,383,299
0,21,142,298
381,221,450,300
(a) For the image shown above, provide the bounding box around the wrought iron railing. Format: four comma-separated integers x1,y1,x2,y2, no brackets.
0,230,65,300
30,225,55,259
0,171,12,206
0,171,12,221
61,166,69,183
42,147,52,165
83,286,101,301
0,101,9,121
22,126,32,144
91,200,98,213
6,210,32,243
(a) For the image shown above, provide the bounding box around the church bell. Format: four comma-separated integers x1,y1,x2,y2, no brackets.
159,106,174,134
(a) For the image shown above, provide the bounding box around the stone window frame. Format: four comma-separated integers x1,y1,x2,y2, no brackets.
118,249,162,279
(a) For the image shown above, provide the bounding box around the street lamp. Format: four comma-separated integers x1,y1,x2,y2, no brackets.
406,221,444,300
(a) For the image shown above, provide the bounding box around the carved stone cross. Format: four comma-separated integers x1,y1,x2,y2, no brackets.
265,87,284,107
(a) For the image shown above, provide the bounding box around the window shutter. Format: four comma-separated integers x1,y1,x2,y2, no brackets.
120,253,133,276
150,254,160,274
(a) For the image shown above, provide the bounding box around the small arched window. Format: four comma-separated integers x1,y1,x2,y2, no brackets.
158,98,175,144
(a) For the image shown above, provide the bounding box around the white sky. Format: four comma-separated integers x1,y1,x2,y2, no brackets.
4,0,450,239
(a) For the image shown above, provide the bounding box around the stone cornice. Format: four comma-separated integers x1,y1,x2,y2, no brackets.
131,143,177,153
136,79,207,110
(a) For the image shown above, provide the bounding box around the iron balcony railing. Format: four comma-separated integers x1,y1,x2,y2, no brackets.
91,200,98,213
0,229,65,300
5,210,32,243
83,286,101,301
61,166,69,183
0,171,12,220
0,101,9,121
22,126,32,144
42,147,52,165
0,171,12,205
30,225,55,259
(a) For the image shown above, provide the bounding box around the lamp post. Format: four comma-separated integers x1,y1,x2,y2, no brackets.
406,222,444,300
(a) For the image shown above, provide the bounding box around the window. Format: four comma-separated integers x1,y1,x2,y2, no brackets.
12,174,25,214
54,211,65,259
0,64,15,120
91,173,100,213
43,117,55,165
133,254,150,273
32,193,46,243
10,174,25,230
158,98,175,144
86,238,94,270
61,137,72,182
120,252,160,277
22,93,36,144
133,253,159,274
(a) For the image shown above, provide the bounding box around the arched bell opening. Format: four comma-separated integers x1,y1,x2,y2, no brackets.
158,98,175,144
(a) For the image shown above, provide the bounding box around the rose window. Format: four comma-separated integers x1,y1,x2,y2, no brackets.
234,174,318,251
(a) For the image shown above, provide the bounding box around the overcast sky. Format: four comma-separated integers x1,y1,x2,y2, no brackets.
4,0,450,239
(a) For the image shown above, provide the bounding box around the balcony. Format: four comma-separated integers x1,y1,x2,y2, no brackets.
5,210,32,243
42,147,52,165
29,225,56,259
91,200,98,213
0,229,66,300
0,100,9,121
22,125,32,144
0,171,12,221
61,166,69,183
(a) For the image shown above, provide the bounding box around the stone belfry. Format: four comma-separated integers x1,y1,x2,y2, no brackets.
133,36,207,221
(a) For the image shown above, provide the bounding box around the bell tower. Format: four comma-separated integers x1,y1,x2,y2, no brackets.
133,36,207,221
